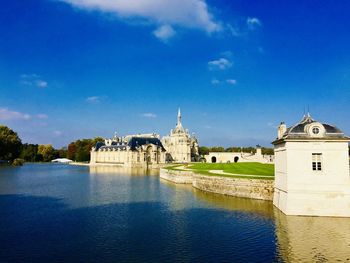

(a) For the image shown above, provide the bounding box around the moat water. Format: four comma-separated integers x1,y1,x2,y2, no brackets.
0,164,349,262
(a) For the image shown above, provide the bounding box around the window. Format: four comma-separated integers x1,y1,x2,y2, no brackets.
312,153,322,171
312,127,320,135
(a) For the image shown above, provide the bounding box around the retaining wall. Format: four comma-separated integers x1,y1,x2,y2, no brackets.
159,169,193,184
160,169,274,200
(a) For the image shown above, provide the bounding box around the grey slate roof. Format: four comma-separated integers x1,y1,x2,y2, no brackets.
94,137,166,152
273,114,348,144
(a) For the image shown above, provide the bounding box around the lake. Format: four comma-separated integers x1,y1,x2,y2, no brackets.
0,164,349,262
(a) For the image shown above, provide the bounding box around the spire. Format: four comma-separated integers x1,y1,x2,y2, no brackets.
177,108,182,126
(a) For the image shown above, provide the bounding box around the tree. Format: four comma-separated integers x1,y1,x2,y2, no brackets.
198,146,210,156
210,146,225,152
67,137,104,162
0,125,22,161
20,143,41,162
38,144,56,162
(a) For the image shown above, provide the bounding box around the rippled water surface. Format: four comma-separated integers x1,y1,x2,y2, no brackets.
0,164,349,262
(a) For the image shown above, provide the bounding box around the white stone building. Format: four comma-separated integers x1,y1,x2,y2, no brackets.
204,146,274,164
162,109,199,163
90,133,166,167
273,113,350,217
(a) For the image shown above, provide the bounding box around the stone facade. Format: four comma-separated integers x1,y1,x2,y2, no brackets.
162,109,199,163
90,133,166,167
273,114,350,217
204,146,274,164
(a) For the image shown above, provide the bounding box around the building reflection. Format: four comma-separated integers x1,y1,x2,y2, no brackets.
89,165,159,176
274,210,350,262
192,187,274,219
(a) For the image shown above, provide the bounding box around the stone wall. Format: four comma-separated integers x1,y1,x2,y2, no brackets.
160,169,274,200
192,174,274,201
159,169,193,184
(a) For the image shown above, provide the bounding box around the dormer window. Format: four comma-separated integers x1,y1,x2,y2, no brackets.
312,127,320,135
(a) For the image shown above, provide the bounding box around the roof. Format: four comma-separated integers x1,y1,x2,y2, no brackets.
94,137,166,152
272,114,349,144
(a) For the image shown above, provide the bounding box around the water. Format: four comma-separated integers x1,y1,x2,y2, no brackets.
0,164,349,262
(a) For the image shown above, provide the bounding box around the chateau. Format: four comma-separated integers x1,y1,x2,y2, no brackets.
273,113,350,217
162,109,199,162
90,109,199,167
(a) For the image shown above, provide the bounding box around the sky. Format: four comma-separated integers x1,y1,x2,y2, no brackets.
0,0,350,148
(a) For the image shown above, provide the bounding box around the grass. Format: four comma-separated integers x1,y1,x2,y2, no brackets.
163,162,275,180
188,163,274,176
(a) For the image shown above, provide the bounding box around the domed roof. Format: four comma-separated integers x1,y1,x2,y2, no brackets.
275,113,348,142
288,114,343,134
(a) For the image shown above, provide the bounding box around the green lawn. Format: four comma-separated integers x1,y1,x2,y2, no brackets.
166,163,275,180
188,162,275,177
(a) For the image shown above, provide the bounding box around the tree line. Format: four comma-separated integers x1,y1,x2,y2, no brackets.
0,125,103,165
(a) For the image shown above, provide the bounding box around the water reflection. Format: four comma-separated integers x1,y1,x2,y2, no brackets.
161,178,350,263
275,210,350,262
1,164,349,262
89,165,159,176
192,188,274,219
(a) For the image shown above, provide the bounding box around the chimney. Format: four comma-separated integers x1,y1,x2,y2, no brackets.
278,122,287,139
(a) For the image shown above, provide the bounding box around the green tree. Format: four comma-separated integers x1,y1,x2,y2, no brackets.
198,146,210,155
67,137,104,162
38,144,55,162
20,143,41,162
210,146,225,152
0,125,22,161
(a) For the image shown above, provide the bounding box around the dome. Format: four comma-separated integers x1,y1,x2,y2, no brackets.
277,113,347,141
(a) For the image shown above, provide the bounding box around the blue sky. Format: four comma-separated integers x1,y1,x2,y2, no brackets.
0,0,349,148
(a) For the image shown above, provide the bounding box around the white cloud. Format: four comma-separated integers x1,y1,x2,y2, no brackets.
36,80,48,88
208,58,232,70
247,17,261,29
20,74,48,88
0,107,31,121
53,130,63,137
211,79,220,85
153,25,176,41
59,0,221,37
86,96,101,103
36,114,48,119
226,79,237,85
142,113,157,118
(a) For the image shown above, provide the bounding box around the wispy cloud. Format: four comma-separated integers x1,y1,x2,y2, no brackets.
20,74,48,88
53,130,63,137
36,114,48,119
86,96,102,104
0,107,31,121
226,79,237,85
153,24,176,42
211,79,221,85
247,17,262,30
208,58,232,70
142,113,157,118
59,0,221,41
